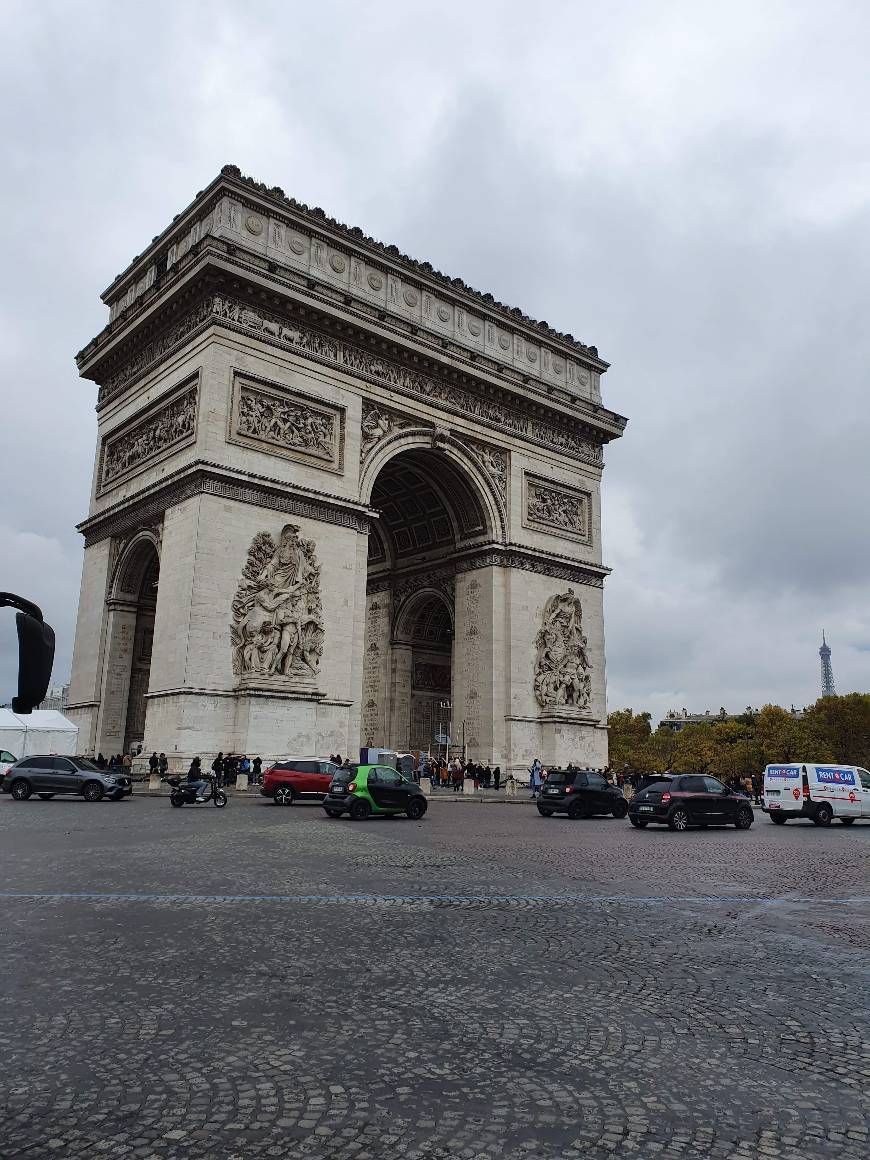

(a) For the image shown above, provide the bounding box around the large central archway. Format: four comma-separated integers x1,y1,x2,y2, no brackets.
361,441,501,756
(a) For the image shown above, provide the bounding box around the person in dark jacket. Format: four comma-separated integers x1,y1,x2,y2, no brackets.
187,757,208,801
96,753,106,769
493,766,501,791
222,753,238,785
149,752,159,774
158,752,169,776
252,756,262,785
211,752,224,787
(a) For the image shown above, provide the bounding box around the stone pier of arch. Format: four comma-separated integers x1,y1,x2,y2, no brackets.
65,166,627,774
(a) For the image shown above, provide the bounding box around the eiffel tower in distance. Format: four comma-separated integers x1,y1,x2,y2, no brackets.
819,631,836,698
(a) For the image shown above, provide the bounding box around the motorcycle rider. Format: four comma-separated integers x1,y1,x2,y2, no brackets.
187,756,209,802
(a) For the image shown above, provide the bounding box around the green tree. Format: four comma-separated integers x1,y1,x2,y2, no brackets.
803,693,870,766
608,709,652,774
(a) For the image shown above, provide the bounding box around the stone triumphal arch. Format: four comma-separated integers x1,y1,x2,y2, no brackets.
67,166,627,772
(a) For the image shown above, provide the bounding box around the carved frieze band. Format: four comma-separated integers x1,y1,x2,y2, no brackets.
97,294,605,468
99,379,198,494
367,548,606,601
230,373,344,473
523,473,592,546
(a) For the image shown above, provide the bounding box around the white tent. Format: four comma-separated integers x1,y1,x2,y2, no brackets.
0,708,79,759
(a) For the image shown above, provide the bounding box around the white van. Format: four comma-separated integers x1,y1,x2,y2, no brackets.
763,763,870,825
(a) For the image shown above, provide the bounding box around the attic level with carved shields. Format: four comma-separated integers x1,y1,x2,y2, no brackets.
65,165,627,774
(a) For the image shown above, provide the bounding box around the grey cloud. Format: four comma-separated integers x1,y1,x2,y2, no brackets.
1,0,867,717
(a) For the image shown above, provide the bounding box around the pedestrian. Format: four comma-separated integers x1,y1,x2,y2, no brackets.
211,751,224,787
751,773,762,805
493,765,501,791
96,752,106,769
158,752,169,776
252,756,262,785
240,754,251,777
122,753,133,771
529,758,543,798
149,751,159,774
452,761,462,793
223,753,238,786
335,753,343,767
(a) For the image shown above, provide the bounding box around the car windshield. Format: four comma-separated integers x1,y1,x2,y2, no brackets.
71,758,100,772
331,768,355,784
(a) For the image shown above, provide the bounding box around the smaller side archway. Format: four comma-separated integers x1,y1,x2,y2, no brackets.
390,588,454,755
97,533,161,757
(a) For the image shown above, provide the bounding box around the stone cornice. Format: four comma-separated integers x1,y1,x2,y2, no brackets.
81,263,625,463
97,165,609,372
368,543,610,591
78,460,377,546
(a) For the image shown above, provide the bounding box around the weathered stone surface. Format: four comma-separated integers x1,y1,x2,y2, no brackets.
67,170,626,770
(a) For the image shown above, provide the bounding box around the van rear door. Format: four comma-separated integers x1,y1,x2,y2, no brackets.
764,764,801,811
857,769,870,818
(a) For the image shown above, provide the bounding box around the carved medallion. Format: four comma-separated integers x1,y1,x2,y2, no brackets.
437,305,451,322
329,253,347,273
534,589,592,711
230,524,324,686
245,215,264,236
367,271,384,291
402,287,419,307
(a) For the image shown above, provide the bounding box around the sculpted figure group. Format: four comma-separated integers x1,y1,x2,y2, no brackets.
231,524,325,683
533,589,592,710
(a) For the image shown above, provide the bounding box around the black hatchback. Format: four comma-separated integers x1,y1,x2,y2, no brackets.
537,769,628,819
629,774,754,832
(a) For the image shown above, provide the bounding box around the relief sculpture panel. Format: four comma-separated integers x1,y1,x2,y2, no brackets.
230,374,344,472
534,590,592,711
100,382,198,492
524,474,592,545
231,523,325,687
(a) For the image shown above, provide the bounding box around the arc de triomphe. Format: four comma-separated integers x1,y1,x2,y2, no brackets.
66,165,627,772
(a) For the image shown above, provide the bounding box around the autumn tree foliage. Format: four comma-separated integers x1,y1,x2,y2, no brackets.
608,694,870,775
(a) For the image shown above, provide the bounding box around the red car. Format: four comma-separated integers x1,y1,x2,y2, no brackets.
261,756,340,805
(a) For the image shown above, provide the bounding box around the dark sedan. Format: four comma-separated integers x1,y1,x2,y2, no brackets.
628,774,754,832
537,769,628,819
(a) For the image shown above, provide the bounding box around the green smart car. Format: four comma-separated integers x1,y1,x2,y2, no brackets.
322,764,428,821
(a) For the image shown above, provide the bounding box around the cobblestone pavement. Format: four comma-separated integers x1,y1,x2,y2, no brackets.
0,796,867,1159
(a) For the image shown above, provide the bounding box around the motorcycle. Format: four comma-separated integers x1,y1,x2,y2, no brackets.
164,775,228,808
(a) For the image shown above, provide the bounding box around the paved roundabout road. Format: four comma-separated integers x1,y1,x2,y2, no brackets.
0,796,867,1158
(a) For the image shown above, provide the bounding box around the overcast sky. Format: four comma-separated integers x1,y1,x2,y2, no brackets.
2,0,868,721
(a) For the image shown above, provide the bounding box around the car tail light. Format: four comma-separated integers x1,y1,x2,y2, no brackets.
802,782,810,798
661,791,671,803
347,782,356,793
565,786,572,794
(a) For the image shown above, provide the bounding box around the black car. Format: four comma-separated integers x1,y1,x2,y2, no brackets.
628,774,754,832
1,756,132,802
537,769,628,819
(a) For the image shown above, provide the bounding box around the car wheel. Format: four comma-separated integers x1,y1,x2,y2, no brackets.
406,797,427,820
612,800,628,819
37,793,55,800
813,803,833,827
537,806,554,817
324,808,342,818
214,791,228,808
274,785,296,806
567,803,583,820
735,806,754,829
10,778,32,801
770,813,787,824
629,816,648,828
668,808,689,832
349,798,371,821
840,817,855,825
82,781,104,803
